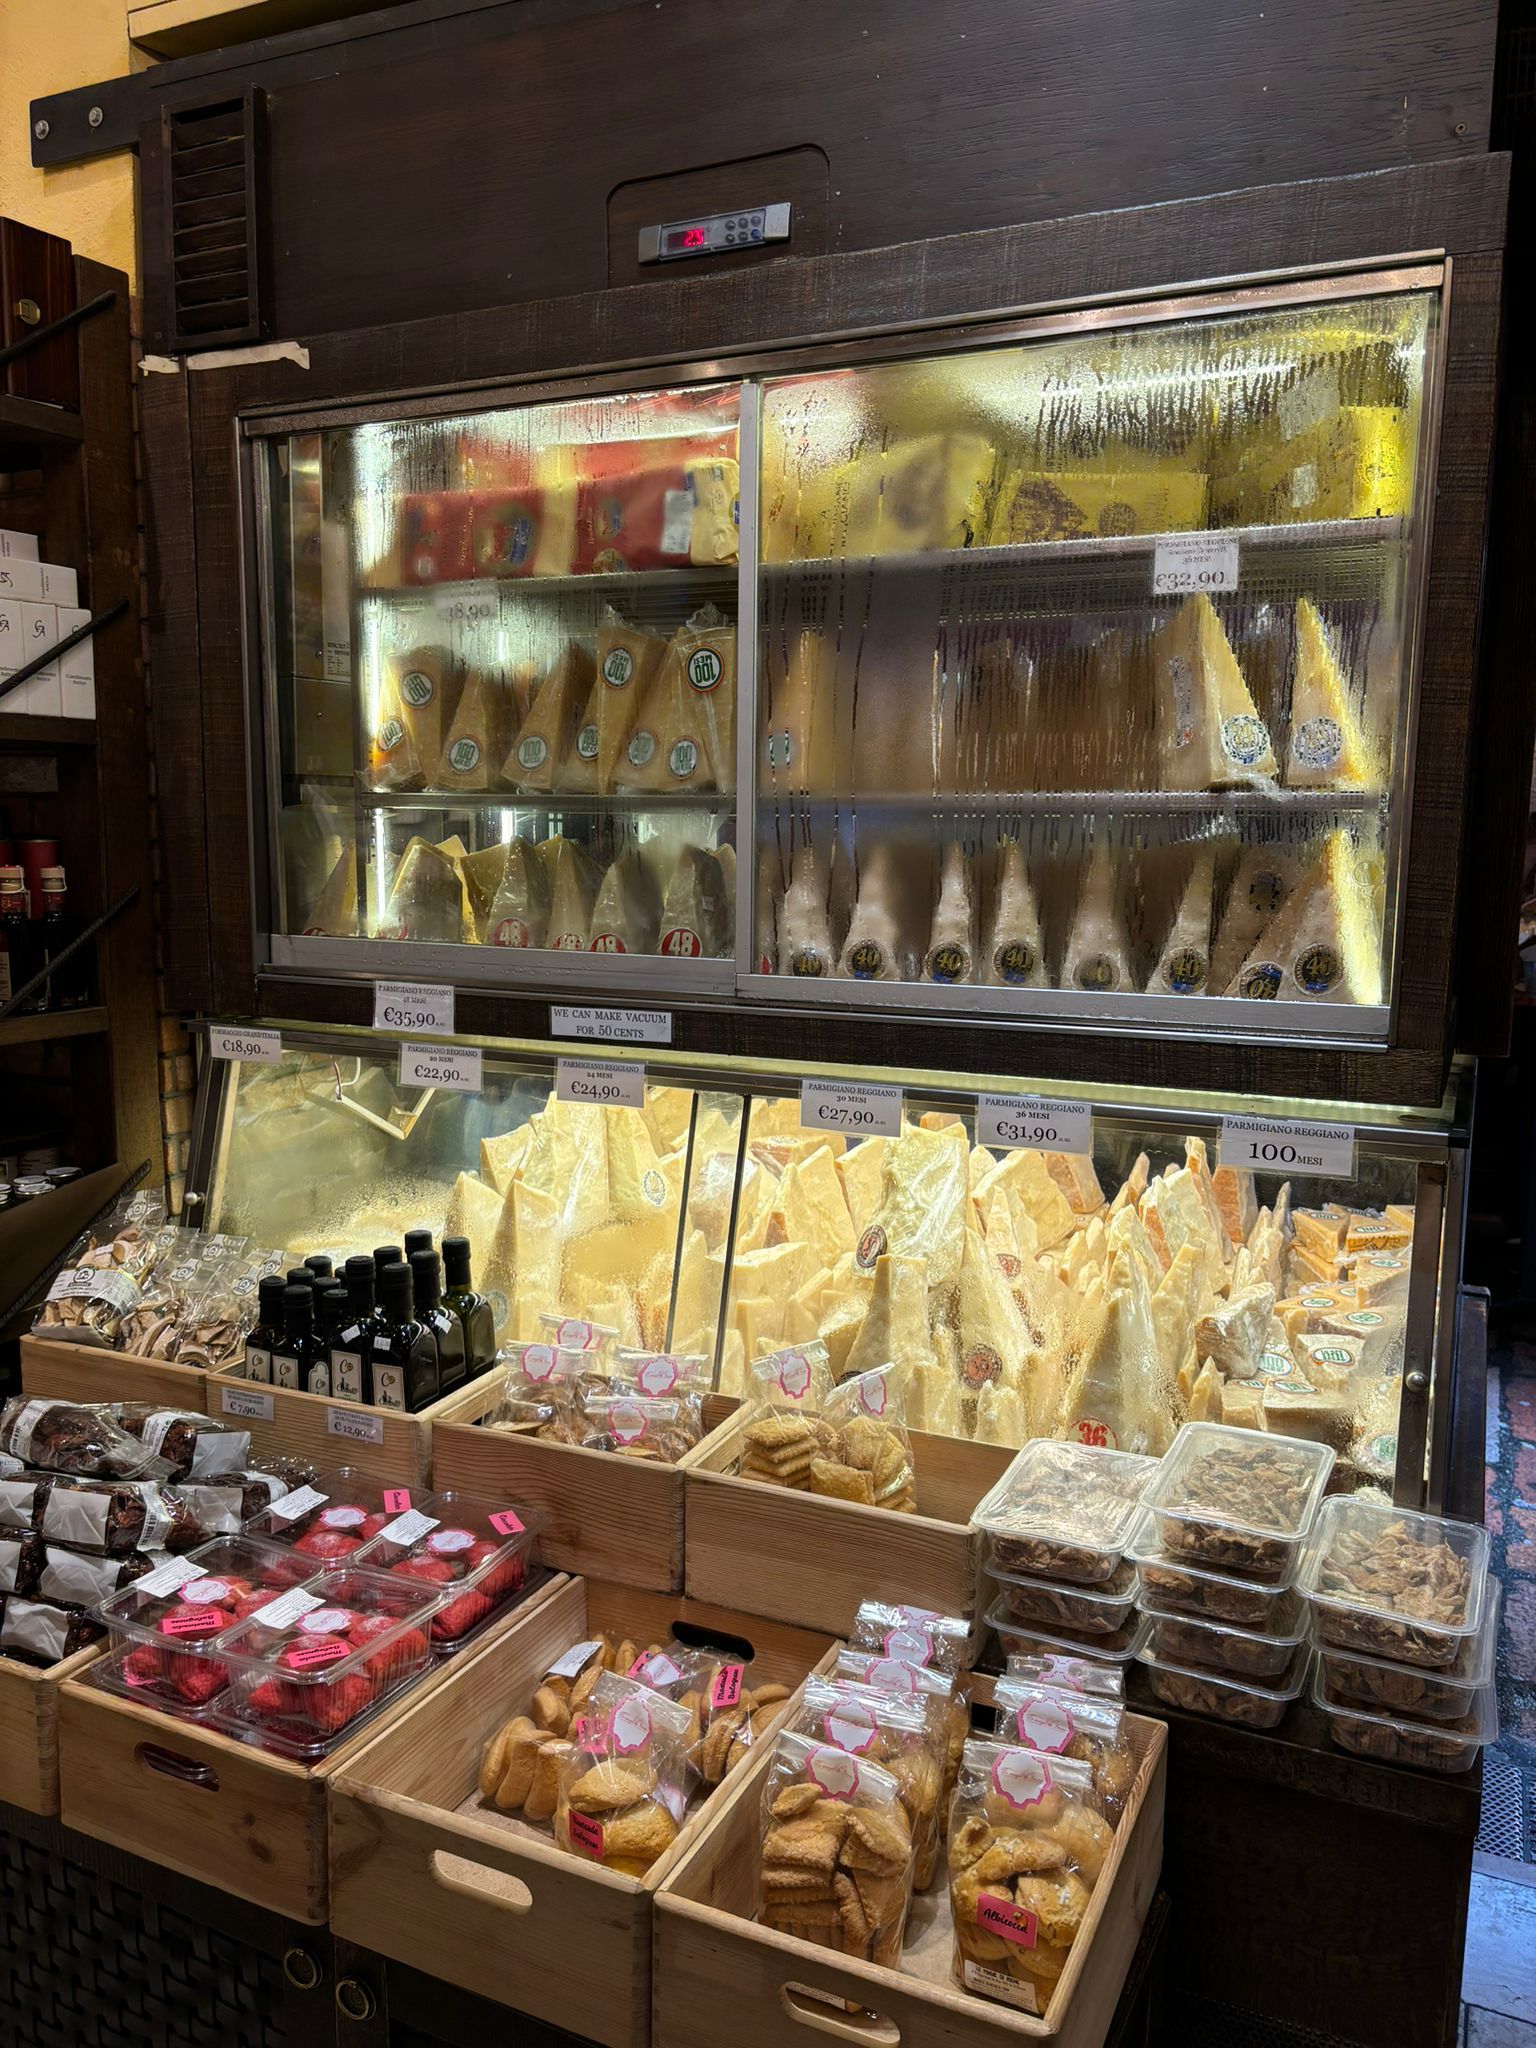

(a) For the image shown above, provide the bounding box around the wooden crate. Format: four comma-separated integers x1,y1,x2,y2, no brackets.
0,1642,103,1815
685,1405,1011,1634
328,1574,838,2048
56,1576,560,1920
204,1367,487,1488
654,1711,1167,2048
429,1381,739,1593
20,1333,215,1410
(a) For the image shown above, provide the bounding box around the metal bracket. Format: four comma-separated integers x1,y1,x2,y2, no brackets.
0,290,115,373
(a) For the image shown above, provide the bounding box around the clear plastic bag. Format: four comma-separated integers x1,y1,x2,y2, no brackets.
850,1601,973,1676
991,1673,1136,1825
759,1727,913,1964
578,1390,703,1465
835,1647,967,1881
0,1399,176,1482
554,1670,697,1875
491,1341,589,1442
794,1673,942,1894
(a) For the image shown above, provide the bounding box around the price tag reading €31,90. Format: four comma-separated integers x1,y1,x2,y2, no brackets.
978,1094,1094,1157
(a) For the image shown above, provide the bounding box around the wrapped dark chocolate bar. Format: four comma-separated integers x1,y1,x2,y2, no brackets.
0,1594,104,1668
16,1541,154,1610
0,1398,175,1481
33,1475,192,1555
114,1407,252,1481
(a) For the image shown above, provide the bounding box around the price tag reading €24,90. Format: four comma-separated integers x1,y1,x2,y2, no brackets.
800,1079,903,1139
978,1093,1094,1157
556,1059,645,1110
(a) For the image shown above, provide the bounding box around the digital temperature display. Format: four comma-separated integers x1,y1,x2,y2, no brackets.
639,203,791,264
667,226,709,252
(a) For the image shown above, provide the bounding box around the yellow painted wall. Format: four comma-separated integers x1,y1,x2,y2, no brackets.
0,0,137,281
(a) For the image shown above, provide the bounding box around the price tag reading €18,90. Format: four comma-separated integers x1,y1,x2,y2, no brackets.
1151,532,1240,598
397,1042,483,1094
800,1079,903,1139
373,980,455,1035
556,1058,645,1110
207,1025,282,1065
978,1093,1094,1158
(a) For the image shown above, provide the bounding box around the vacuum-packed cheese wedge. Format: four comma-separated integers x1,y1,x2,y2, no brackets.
480,1181,561,1342
1285,598,1371,788
480,1129,534,1203
563,609,668,795
1228,830,1381,1004
779,843,837,978
1353,1250,1410,1308
956,1224,1040,1429
484,840,553,950
304,845,358,936
541,836,600,951
1195,1283,1276,1379
1209,847,1299,995
676,603,737,789
659,845,730,959
442,1172,503,1287
506,642,594,793
1147,847,1215,995
923,844,977,984
774,1144,856,1266
1143,1166,1223,1273
1060,846,1135,994
715,842,737,907
982,841,1048,988
614,608,726,794
753,849,779,975
974,1148,1075,1252
858,1123,969,1291
368,669,427,792
1107,1203,1163,1294
1220,1382,1268,1432
837,1138,888,1233
1155,593,1277,790
974,1383,1029,1448
1291,1331,1367,1393
642,1086,693,1158
907,1359,962,1437
1319,1305,1403,1375
842,1252,934,1383
435,665,509,793
378,837,462,943
459,843,509,939
838,844,910,981
1057,1250,1172,1454
1185,1358,1225,1423
761,629,838,792
588,849,660,956
1211,1163,1258,1246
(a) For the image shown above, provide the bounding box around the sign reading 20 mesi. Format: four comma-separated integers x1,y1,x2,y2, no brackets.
1218,1114,1355,1179
800,1079,902,1138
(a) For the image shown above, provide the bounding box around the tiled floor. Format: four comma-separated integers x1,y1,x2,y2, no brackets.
1462,1868,1536,2041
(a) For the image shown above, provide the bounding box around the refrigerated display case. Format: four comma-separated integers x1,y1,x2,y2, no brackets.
183,1026,1477,1515
250,268,1444,1055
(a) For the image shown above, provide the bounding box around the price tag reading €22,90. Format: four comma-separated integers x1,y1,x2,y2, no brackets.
978,1093,1094,1157
800,1079,903,1139
373,980,455,1035
207,1025,282,1065
397,1042,483,1094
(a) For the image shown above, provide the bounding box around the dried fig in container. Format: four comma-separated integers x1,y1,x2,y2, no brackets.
1298,1495,1490,1670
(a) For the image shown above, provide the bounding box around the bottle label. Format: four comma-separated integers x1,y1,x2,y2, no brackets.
244,1345,272,1383
332,1351,363,1402
373,1365,407,1410
306,1362,332,1398
272,1353,300,1390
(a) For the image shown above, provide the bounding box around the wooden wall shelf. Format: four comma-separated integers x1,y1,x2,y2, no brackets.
0,1005,108,1048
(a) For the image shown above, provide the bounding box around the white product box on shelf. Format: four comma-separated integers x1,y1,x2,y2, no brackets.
38,563,77,606
0,529,39,561
15,602,60,716
0,560,44,602
56,606,94,716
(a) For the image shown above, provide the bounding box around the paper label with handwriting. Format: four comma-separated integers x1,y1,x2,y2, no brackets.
268,1485,327,1524
252,1587,325,1631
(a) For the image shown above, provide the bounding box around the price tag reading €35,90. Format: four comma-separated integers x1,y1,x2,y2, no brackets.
978,1093,1094,1157
800,1079,903,1139
556,1058,645,1110
398,1041,483,1094
207,1025,282,1065
373,980,455,1035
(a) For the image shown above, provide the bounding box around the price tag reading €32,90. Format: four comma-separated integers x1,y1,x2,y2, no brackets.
800,1079,903,1139
978,1093,1094,1157
1152,532,1240,598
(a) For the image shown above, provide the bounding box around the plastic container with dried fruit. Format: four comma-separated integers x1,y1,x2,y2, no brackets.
215,1566,444,1760
1143,1592,1309,1682
1298,1496,1490,1671
240,1467,434,1576
94,1538,296,1716
974,1441,1156,1586
1311,1663,1497,1773
987,1604,1151,1670
1136,1639,1310,1729
350,1488,539,1652
1144,1423,1334,1579
1128,1508,1304,1628
1312,1583,1501,1724
984,1558,1137,1638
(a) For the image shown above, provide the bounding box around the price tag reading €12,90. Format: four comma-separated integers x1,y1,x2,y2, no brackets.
800,1079,903,1139
977,1093,1094,1158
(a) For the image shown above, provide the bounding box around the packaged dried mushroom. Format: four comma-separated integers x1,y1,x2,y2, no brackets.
33,1216,162,1347
975,1440,1155,1585
1147,1422,1333,1577
759,1729,914,1964
948,1742,1108,2015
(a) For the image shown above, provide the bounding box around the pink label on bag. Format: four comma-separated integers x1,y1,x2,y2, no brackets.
488,1509,524,1536
864,1658,918,1695
991,1751,1051,1812
520,1345,558,1383
610,1404,648,1444
775,1352,812,1400
383,1489,412,1513
856,1375,889,1418
568,1810,604,1858
710,1663,745,1712
883,1624,933,1668
159,1608,222,1639
806,1745,860,1800
825,1697,877,1754
1017,1699,1073,1755
285,1638,349,1671
180,1579,234,1606
635,1355,681,1396
977,1893,1038,1949
1039,1656,1091,1692
630,1652,682,1687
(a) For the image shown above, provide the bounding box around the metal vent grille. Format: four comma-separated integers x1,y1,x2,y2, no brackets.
164,88,267,351
1477,1746,1536,1865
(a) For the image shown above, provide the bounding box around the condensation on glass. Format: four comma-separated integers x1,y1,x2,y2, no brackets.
263,383,742,964
752,291,1435,1025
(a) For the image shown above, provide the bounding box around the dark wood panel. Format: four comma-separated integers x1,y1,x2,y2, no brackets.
606,148,830,290
222,0,1497,340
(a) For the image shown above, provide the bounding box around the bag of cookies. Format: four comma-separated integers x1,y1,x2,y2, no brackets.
759,1728,914,1965
990,1674,1136,1826
1005,1650,1124,1702
610,1349,708,1398
628,1635,793,1786
794,1674,943,1897
819,1363,917,1514
852,1601,973,1677
492,1341,589,1442
948,1741,1109,2016
537,1314,619,1362
578,1391,702,1465
835,1647,966,1883
555,1670,697,1876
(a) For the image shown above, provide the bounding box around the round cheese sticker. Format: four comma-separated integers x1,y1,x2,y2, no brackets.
806,1744,861,1801
446,738,481,774
864,1658,918,1694
1071,1417,1118,1450
490,918,532,947
516,735,549,771
590,934,628,954
1017,1698,1074,1755
774,1352,813,1401
992,1751,1052,1812
825,1696,878,1754
855,1224,887,1271
1292,716,1343,771
687,648,723,693
611,1695,654,1754
627,731,657,768
377,717,406,753
661,926,702,957
668,737,700,780
1295,944,1342,995
602,648,634,688
994,938,1038,984
1220,712,1271,768
400,670,434,708
576,724,599,760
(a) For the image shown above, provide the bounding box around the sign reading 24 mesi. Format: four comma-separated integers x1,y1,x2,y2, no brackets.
1218,1114,1356,1179
556,1059,645,1110
800,1079,902,1138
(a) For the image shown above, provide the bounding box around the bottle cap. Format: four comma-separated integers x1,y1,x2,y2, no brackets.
409,1248,441,1309
283,1284,315,1332
403,1228,434,1258
257,1275,286,1319
442,1236,472,1284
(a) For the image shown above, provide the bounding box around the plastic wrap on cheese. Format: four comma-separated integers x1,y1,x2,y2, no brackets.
484,840,552,950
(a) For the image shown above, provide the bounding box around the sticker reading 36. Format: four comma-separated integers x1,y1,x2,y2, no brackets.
206,1024,282,1065
373,980,455,1035
556,1058,645,1110
800,1078,902,1138
1152,532,1240,597
1218,1114,1356,1179
978,1093,1093,1157
398,1042,482,1094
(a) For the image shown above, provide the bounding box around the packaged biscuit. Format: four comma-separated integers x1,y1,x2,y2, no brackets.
850,1602,973,1678
948,1742,1107,2015
506,643,596,794
564,610,668,794
759,1727,914,1964
484,840,552,950
615,606,734,794
658,846,730,959
794,1674,942,1896
835,1648,966,1883
578,1390,702,1465
588,849,661,955
492,1340,589,1443
434,666,513,793
554,1670,697,1875
540,836,600,951
991,1673,1135,1824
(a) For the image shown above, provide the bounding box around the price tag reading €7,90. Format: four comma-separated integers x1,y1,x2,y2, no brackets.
978,1093,1094,1158
800,1079,903,1139
207,1025,282,1065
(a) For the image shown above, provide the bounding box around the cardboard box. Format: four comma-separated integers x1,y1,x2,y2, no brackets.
0,559,44,602
56,605,94,717
39,562,77,607
0,527,39,560
16,601,60,716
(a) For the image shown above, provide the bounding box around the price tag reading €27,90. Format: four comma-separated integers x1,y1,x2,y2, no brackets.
800,1079,903,1138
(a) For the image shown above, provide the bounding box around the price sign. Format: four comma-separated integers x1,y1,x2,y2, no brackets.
551,1005,672,1045
373,980,455,1035
207,1024,282,1065
398,1041,482,1093
326,1407,386,1445
800,1079,902,1138
557,1058,645,1109
433,580,499,627
1218,1114,1355,1179
1152,533,1239,597
978,1093,1094,1157
220,1385,274,1422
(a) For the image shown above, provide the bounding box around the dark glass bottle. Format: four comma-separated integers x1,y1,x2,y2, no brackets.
0,865,43,1013
403,1228,434,1261
372,1244,403,1280
369,1261,439,1412
285,1268,315,1294
331,1255,378,1404
442,1235,497,1380
306,1285,348,1396
410,1249,466,1397
243,1275,286,1384
304,1254,335,1282
272,1285,327,1393
39,867,90,1009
